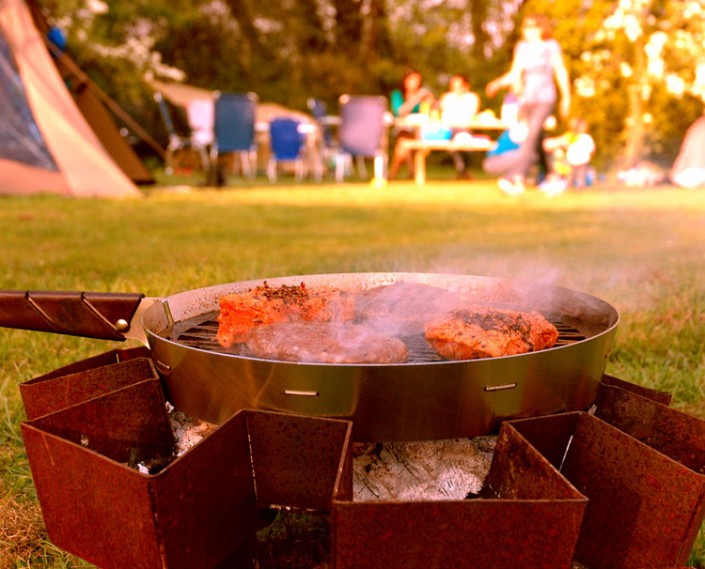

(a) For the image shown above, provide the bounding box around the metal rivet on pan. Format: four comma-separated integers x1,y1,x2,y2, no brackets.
484,383,518,392
115,319,129,332
284,390,320,397
154,360,172,374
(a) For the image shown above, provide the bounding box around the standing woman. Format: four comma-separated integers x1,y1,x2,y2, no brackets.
485,14,571,194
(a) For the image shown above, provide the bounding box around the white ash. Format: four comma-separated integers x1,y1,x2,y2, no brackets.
167,403,218,457
352,436,496,502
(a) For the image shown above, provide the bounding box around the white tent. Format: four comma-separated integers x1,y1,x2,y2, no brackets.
0,0,142,197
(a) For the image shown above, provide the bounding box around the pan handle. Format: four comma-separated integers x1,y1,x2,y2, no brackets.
0,290,145,341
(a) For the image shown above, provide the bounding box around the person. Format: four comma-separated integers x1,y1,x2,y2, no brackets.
482,112,530,196
541,117,596,193
388,69,435,180
439,74,481,179
484,13,571,194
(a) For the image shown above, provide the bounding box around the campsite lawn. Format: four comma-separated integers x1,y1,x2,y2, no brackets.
1,179,705,567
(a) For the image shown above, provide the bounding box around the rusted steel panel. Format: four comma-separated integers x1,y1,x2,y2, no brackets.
21,348,155,420
511,411,705,569
21,380,174,569
247,411,353,512
331,422,587,569
595,383,705,473
594,384,705,565
151,411,259,569
600,373,673,406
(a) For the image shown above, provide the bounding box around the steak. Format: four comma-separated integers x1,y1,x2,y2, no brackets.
216,281,355,348
246,321,409,363
424,306,559,360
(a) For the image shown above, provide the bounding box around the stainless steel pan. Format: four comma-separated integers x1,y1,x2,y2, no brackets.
0,273,619,441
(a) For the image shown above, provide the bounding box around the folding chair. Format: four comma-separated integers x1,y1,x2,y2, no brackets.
335,95,389,183
209,91,258,186
267,117,307,182
153,92,209,175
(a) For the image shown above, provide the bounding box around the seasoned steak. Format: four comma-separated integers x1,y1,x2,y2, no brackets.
216,281,355,348
246,321,409,363
355,281,460,336
424,306,559,360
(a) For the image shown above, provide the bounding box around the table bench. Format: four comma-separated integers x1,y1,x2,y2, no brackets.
399,137,497,185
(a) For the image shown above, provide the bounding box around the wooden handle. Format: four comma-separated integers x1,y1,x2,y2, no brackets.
0,290,145,341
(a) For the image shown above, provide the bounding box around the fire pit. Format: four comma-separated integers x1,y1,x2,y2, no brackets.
8,274,704,567
16,347,705,568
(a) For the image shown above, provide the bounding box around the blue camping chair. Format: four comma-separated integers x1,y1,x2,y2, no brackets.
154,92,209,175
267,117,307,182
335,95,389,183
209,91,258,185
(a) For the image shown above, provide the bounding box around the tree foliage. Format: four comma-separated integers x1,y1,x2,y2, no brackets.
39,0,705,171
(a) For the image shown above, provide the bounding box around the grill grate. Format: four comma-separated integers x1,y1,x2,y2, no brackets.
168,316,586,363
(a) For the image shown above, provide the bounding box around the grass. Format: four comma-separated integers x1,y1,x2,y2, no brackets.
1,174,705,567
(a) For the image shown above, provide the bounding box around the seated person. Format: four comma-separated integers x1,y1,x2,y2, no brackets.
439,74,481,179
541,117,596,192
389,69,435,179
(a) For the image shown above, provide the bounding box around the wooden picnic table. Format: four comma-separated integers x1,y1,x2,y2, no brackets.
393,114,508,185
399,136,497,186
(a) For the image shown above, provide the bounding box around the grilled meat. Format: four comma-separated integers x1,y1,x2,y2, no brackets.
216,281,355,348
424,306,558,360
246,321,409,363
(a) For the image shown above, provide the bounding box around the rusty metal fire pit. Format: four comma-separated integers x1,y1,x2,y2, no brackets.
20,356,352,569
15,346,705,568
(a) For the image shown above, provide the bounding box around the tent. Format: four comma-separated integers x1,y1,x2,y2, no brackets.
0,0,145,197
670,114,705,188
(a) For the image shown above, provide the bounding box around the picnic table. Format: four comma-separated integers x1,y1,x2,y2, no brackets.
395,115,507,185
398,137,495,185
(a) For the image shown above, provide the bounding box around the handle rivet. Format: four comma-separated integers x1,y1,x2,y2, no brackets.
115,319,130,332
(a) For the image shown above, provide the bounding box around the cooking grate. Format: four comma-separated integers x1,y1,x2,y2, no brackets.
167,313,585,363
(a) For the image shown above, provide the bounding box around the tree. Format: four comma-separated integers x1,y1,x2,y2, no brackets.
44,0,705,173
548,0,705,168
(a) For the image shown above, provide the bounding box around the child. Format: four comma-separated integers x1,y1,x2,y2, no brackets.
542,117,596,192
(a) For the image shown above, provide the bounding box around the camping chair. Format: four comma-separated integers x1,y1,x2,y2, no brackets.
267,117,307,182
335,95,389,183
209,91,258,185
153,92,209,175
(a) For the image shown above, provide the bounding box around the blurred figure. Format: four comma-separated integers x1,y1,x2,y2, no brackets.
389,69,435,180
439,74,481,179
482,112,530,195
485,13,571,193
541,117,596,194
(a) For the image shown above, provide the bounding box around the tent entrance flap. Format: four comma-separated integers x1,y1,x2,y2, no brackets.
0,30,57,171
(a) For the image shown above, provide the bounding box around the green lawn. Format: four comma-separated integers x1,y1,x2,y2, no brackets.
2,177,705,567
